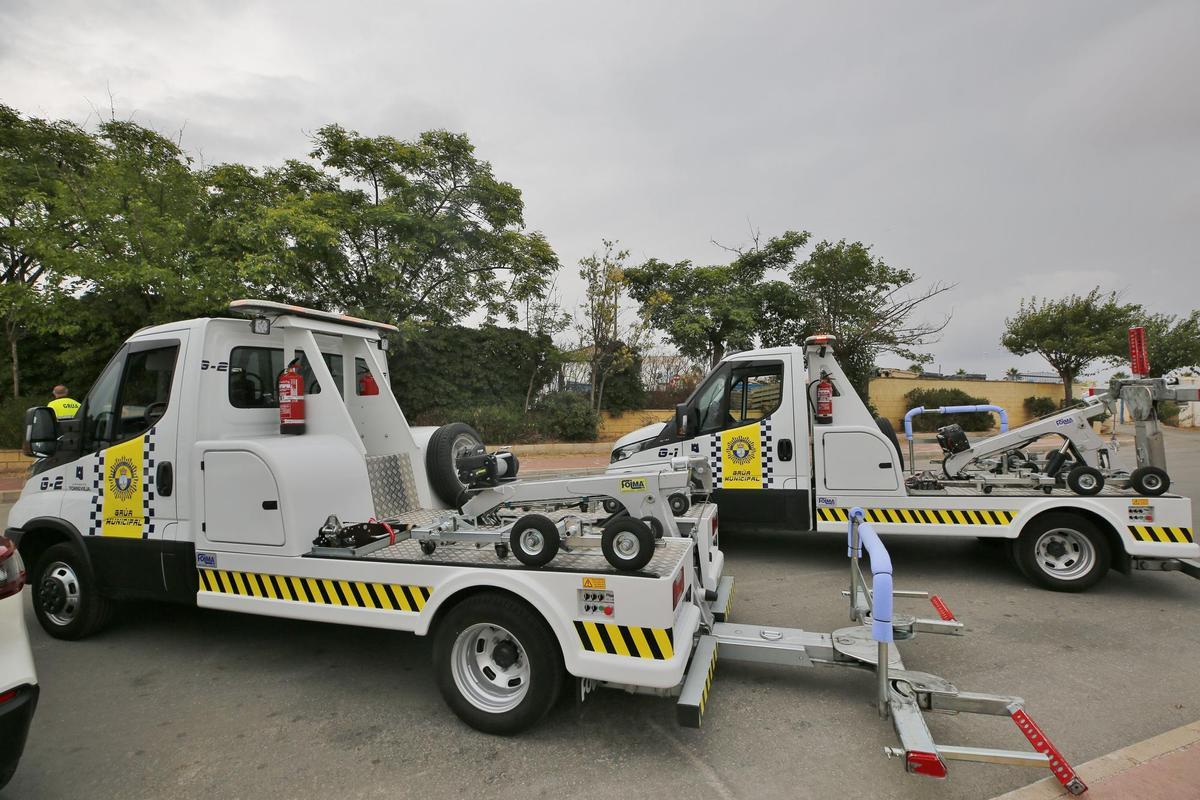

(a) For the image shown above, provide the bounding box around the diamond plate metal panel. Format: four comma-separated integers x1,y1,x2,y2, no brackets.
366,453,420,518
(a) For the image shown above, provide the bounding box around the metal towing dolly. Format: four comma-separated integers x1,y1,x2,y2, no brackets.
674,508,1088,792
314,453,710,573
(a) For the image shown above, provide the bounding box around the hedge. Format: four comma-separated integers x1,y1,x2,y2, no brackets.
903,387,996,432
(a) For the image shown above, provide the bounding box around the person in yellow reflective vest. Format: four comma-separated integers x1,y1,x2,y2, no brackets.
48,385,80,419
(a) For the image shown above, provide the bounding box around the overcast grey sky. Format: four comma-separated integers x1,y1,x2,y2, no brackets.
2,0,1197,379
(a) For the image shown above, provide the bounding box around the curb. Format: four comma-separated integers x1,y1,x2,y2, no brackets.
990,719,1200,799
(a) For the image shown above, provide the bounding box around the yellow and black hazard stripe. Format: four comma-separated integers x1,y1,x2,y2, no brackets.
678,636,718,728
1129,525,1194,544
198,568,432,612
816,506,1015,526
574,620,674,660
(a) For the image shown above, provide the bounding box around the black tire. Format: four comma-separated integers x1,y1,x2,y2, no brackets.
509,514,560,568
1066,465,1104,496
32,542,115,640
1016,513,1110,592
432,592,563,735
601,517,655,572
1130,466,1170,496
426,422,485,507
640,516,664,539
601,498,621,515
420,540,437,556
874,416,905,471
668,492,690,516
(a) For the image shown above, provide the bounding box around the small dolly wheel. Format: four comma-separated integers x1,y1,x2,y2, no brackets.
494,542,510,560
668,492,690,516
601,498,621,515
1066,465,1104,496
420,540,438,556
1130,466,1170,496
509,514,560,568
601,517,655,572
641,516,664,539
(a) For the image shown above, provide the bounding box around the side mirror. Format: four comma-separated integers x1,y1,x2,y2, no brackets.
23,407,60,458
675,402,691,437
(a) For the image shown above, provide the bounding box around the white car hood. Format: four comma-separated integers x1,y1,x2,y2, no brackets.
612,421,668,451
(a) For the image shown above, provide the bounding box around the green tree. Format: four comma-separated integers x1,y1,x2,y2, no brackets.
272,125,558,325
1141,311,1200,377
1004,367,1021,381
0,105,98,396
760,239,951,400
576,240,646,411
1001,288,1139,403
624,230,810,367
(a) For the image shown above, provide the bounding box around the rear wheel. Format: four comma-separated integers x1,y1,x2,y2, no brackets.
32,542,114,640
1066,465,1104,496
1016,513,1110,592
1130,466,1170,496
432,593,563,735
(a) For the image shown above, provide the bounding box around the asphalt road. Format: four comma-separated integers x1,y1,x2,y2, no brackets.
5,428,1199,800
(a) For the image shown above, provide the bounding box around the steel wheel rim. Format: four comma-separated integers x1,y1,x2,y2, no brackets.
1142,473,1163,491
40,561,82,626
1033,528,1095,580
451,623,530,713
1077,473,1098,491
518,527,545,556
613,530,641,559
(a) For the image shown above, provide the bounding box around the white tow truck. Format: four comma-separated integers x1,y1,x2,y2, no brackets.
9,301,1090,790
609,335,1200,592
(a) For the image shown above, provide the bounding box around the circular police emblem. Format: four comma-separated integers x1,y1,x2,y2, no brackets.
107,456,139,501
725,435,756,465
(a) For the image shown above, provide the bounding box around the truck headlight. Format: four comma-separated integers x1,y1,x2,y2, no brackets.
610,443,641,463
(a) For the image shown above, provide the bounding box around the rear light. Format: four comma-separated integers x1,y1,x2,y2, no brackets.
0,535,26,600
0,689,16,705
711,512,719,547
672,569,685,608
905,750,948,779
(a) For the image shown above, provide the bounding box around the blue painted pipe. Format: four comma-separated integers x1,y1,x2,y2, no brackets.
903,404,1009,441
848,507,893,644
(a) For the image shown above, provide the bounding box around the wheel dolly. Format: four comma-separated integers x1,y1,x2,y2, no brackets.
676,507,1088,792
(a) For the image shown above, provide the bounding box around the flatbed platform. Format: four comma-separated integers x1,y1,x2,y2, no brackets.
913,485,1183,499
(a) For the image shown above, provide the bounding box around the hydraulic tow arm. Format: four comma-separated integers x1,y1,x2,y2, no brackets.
678,509,1087,793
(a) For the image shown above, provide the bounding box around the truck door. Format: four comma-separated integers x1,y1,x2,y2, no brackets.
693,357,807,531
59,334,187,600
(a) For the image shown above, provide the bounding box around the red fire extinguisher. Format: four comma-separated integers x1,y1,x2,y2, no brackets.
358,370,379,396
815,376,833,425
279,362,306,435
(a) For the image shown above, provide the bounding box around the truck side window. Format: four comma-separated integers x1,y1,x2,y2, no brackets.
229,347,284,408
115,345,180,441
694,369,730,434
729,366,783,424
229,347,344,407
81,351,127,450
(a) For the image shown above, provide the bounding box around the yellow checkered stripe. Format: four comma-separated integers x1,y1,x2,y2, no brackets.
574,620,674,660
198,569,431,612
816,506,1015,526
1129,525,1194,544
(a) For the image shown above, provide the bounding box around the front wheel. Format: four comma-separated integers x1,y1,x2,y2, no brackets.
1016,514,1110,592
32,542,114,640
1066,465,1104,496
432,593,563,735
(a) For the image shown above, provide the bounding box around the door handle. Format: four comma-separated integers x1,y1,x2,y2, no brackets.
778,438,793,462
262,500,279,510
157,461,173,496
879,462,892,469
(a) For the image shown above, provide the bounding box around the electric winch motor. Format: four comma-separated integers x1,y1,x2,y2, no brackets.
456,449,520,489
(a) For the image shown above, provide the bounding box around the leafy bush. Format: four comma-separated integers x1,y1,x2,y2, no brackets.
1023,396,1058,419
1159,400,1181,426
534,391,599,442
903,387,996,432
0,396,40,449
